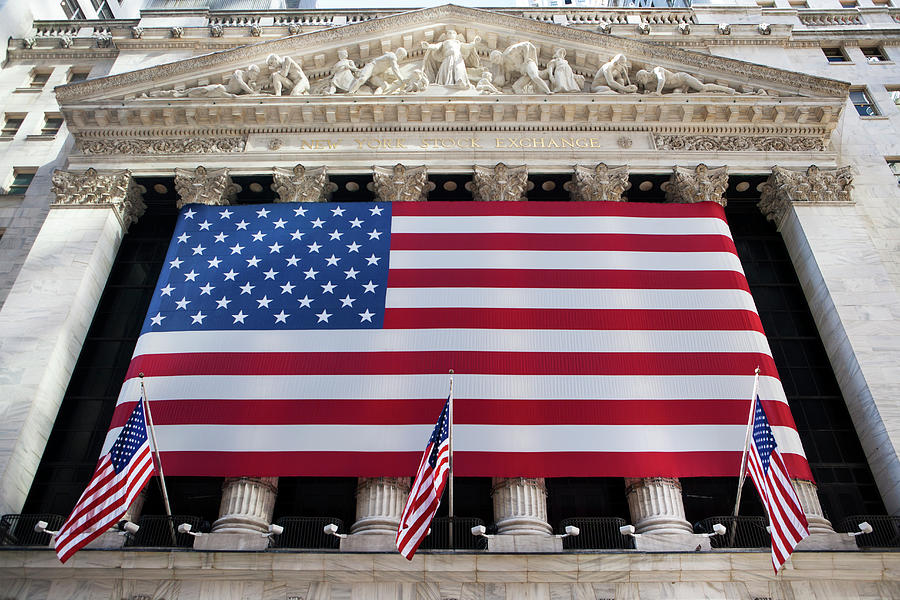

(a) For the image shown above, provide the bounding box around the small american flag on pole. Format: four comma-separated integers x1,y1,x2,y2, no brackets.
747,397,810,572
396,396,450,560
55,400,155,563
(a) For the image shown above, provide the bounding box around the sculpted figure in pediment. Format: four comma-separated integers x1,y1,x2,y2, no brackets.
421,30,482,90
348,47,408,95
476,71,502,95
634,66,736,95
591,54,637,94
546,48,584,93
266,54,309,96
326,49,360,95
144,64,261,98
502,41,552,95
487,50,507,88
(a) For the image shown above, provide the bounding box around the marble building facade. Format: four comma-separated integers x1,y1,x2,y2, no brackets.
0,1,899,598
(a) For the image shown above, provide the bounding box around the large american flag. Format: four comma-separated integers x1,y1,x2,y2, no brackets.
396,396,450,560
105,200,811,479
56,400,155,563
747,397,810,572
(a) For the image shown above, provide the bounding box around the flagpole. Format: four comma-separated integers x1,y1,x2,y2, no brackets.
733,366,761,519
448,369,454,550
139,373,176,544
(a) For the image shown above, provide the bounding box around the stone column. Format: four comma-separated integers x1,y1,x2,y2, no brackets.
0,168,144,516
488,477,557,551
625,477,693,535
343,477,410,551
212,477,279,533
757,166,867,550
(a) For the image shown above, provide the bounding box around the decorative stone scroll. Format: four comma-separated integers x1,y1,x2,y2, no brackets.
174,166,239,209
625,477,693,534
212,477,278,534
758,165,853,226
372,164,435,202
491,477,552,535
78,137,246,155
466,163,528,202
271,165,334,203
564,164,631,202
662,164,728,207
654,135,826,153
51,168,146,231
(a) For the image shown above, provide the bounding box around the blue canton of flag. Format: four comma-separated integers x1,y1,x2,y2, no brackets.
428,401,451,468
110,401,149,473
752,400,777,474
143,202,392,333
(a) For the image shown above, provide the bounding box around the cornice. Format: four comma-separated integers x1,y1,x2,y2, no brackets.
52,4,849,104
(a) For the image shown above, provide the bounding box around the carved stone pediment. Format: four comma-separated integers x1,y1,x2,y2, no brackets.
52,5,849,158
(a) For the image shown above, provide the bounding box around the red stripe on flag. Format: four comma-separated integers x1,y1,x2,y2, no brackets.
125,351,778,379
389,232,739,254
386,269,751,291
384,308,765,332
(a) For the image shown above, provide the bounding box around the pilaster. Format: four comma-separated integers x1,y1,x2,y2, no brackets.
0,169,144,515
271,165,335,203
661,164,729,207
372,164,435,202
174,166,239,208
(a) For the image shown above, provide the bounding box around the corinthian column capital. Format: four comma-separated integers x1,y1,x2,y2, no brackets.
50,168,146,231
372,164,435,202
272,164,335,203
565,164,631,202
174,166,239,208
467,163,529,202
758,165,853,228
662,164,728,207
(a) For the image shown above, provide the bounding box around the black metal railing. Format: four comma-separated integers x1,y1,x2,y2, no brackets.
271,517,344,550
558,517,633,550
0,514,64,547
694,516,769,549
125,515,209,548
838,515,900,549
419,517,489,551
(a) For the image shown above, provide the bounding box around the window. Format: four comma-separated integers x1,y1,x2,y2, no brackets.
891,89,900,106
888,160,900,186
839,0,858,6
68,69,90,83
98,3,114,18
41,114,64,136
2,115,24,138
29,71,51,89
7,170,35,195
757,0,776,7
788,0,808,8
850,89,879,116
61,0,84,19
823,48,850,63
861,47,888,63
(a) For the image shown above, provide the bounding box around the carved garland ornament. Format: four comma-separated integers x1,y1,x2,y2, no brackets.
78,137,246,155
758,165,853,225
50,168,146,230
654,135,826,152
